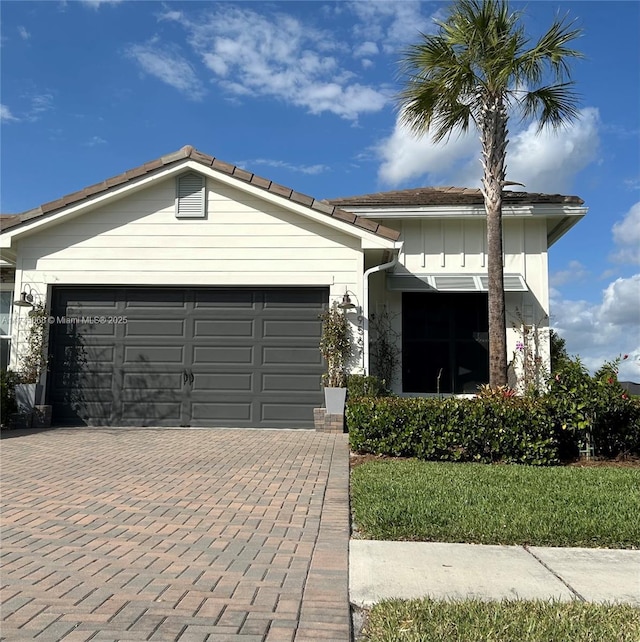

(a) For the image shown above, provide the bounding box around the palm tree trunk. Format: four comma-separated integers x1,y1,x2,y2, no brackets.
480,97,508,387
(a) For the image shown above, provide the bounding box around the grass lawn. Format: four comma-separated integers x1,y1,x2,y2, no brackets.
359,598,640,642
350,460,640,548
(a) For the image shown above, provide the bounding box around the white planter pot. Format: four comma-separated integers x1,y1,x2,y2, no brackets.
15,383,43,412
324,387,347,415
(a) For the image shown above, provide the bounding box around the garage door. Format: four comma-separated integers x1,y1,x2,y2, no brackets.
48,287,328,428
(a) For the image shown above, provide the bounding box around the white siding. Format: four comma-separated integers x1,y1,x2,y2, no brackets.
16,177,362,290
10,177,365,371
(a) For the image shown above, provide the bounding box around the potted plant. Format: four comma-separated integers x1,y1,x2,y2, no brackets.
15,302,48,413
319,300,352,415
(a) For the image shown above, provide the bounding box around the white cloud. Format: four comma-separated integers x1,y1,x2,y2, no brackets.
237,159,329,176
27,93,54,119
18,26,30,40
611,202,640,265
126,43,205,101
353,41,379,58
551,274,640,381
550,260,589,287
83,136,107,147
0,104,19,123
347,1,438,55
506,108,600,193
80,0,123,8
377,114,478,186
159,5,389,121
376,108,600,192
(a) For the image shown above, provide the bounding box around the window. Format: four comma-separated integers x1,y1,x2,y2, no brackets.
0,290,13,370
402,292,489,394
175,172,206,218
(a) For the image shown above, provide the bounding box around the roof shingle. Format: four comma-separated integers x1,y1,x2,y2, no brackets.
326,186,584,208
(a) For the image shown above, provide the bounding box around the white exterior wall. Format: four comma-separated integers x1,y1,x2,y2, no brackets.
370,216,551,393
9,176,365,370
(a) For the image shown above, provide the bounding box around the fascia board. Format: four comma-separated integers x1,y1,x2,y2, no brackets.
341,204,588,219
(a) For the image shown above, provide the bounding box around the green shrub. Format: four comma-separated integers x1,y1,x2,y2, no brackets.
0,369,20,422
547,355,640,459
347,374,391,398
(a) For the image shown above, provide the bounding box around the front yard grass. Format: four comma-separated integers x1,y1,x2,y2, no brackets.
350,460,640,548
359,598,640,642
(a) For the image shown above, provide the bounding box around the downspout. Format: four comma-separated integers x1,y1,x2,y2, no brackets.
363,244,402,375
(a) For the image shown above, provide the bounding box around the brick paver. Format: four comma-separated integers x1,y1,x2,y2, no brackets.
0,428,351,641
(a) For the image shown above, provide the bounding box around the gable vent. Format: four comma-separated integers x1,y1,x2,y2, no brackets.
175,172,206,218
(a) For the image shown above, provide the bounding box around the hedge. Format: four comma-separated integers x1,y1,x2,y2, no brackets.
347,394,640,466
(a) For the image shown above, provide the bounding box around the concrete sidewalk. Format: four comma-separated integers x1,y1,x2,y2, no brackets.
350,540,640,606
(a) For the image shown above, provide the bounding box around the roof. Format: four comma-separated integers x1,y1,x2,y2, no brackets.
0,146,400,242
326,186,585,208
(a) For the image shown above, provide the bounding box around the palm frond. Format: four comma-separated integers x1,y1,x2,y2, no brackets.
520,83,582,130
517,16,584,85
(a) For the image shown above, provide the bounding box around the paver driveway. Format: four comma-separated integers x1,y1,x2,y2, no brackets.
0,428,350,642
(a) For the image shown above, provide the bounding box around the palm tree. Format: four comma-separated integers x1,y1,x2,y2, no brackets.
398,0,583,386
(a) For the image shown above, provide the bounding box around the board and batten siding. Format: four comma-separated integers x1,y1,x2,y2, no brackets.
15,176,363,295
380,217,549,312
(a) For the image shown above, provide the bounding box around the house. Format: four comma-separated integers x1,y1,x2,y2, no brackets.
0,146,586,428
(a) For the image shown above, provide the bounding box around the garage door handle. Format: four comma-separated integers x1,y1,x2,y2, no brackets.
189,372,194,384
183,370,188,385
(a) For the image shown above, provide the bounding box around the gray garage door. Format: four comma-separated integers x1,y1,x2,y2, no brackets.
48,287,327,428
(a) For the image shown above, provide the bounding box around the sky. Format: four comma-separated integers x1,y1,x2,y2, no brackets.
1,0,639,381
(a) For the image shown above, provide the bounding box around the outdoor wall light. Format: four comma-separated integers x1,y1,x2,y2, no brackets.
14,291,34,307
338,291,356,310
14,285,39,308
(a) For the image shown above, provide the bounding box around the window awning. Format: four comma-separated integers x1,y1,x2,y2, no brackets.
386,273,528,292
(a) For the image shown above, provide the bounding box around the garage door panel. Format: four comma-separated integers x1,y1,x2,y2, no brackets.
120,402,183,425
193,346,254,365
55,402,113,426
56,343,114,365
194,290,255,308
263,319,322,338
191,401,252,421
124,289,188,309
67,322,117,337
122,372,184,392
261,402,317,422
49,373,115,393
193,373,253,392
262,374,320,392
57,289,118,310
194,319,254,337
125,319,185,337
123,345,185,365
262,346,322,365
